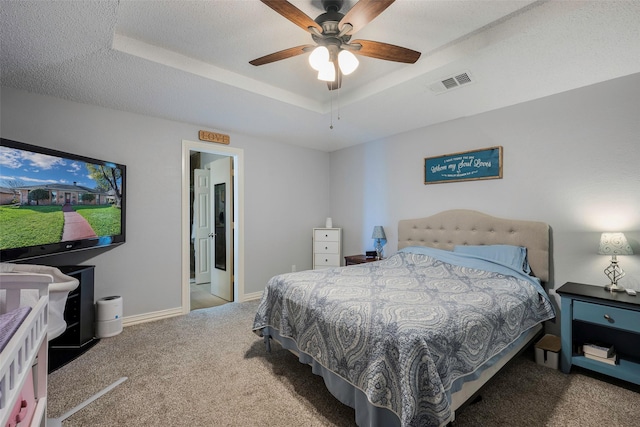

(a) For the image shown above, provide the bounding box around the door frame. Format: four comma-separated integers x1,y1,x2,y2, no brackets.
181,139,244,314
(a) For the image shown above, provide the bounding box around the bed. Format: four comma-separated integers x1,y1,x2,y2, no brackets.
252,209,555,426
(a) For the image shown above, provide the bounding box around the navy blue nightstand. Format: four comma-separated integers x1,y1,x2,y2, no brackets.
557,282,640,385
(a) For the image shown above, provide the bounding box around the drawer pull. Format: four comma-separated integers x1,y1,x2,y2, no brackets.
604,314,613,322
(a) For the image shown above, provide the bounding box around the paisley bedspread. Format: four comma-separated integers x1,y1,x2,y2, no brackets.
252,247,555,426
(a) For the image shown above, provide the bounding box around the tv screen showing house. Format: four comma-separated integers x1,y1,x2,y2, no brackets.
0,138,126,261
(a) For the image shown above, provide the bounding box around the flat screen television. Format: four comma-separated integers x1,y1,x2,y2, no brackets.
0,138,126,261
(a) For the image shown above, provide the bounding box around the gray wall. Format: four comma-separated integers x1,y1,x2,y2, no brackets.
1,87,330,316
329,73,640,332
3,73,639,327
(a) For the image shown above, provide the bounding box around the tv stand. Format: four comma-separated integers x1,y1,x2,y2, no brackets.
48,265,100,372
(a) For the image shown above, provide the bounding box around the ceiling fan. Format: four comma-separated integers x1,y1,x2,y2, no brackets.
249,0,421,90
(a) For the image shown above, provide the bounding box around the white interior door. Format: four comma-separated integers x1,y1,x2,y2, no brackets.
193,169,211,285
210,157,233,301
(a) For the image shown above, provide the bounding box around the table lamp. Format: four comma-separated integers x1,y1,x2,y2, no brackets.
372,226,386,260
598,232,633,292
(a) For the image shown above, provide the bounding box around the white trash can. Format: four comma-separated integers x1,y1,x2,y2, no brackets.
96,296,123,338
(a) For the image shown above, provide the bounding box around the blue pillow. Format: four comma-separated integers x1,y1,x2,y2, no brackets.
453,244,532,274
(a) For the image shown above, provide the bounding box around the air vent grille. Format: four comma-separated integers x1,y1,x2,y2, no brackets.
428,71,475,94
442,78,458,89
455,73,472,85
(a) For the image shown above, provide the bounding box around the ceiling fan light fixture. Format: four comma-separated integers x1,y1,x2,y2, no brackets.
309,46,330,71
338,49,358,75
251,0,422,91
317,62,336,81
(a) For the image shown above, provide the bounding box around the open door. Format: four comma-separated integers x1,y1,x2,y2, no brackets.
193,169,211,284
183,139,244,315
210,157,233,301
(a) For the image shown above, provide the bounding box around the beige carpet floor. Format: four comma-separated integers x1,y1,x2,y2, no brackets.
190,282,228,310
47,300,640,426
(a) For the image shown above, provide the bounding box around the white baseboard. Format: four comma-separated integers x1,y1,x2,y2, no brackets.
122,292,262,328
242,291,263,301
122,307,183,327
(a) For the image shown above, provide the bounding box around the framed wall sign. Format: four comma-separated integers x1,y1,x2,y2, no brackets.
424,146,503,184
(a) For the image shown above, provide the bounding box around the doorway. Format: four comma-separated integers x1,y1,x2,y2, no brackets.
181,140,244,314
192,156,232,307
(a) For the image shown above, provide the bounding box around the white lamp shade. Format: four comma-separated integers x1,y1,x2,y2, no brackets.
317,62,336,81
598,232,633,255
338,50,359,75
309,46,329,71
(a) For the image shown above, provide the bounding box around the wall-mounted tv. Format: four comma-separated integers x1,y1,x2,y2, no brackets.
0,138,126,261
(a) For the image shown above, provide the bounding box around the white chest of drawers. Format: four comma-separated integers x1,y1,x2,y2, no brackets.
313,228,342,269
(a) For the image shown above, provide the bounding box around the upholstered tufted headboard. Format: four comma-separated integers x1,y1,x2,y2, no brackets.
398,210,550,282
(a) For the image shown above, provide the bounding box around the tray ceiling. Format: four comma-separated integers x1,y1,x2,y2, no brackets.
2,1,639,151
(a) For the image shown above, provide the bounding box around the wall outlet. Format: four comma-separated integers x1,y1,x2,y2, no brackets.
291,265,296,272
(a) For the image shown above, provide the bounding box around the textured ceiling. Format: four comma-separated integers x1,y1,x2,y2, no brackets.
1,1,639,152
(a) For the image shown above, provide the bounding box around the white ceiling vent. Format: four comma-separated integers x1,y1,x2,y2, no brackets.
429,71,475,94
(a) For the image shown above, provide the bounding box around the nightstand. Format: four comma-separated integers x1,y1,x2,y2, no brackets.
344,255,379,266
557,282,640,385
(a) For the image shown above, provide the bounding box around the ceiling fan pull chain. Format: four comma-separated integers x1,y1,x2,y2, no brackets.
337,84,341,122
329,89,334,129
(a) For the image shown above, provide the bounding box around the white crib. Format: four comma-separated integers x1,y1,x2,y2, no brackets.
0,273,50,427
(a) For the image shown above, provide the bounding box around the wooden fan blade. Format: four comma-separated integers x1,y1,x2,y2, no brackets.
350,39,421,63
261,0,322,33
327,61,342,91
249,45,314,66
339,0,395,35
